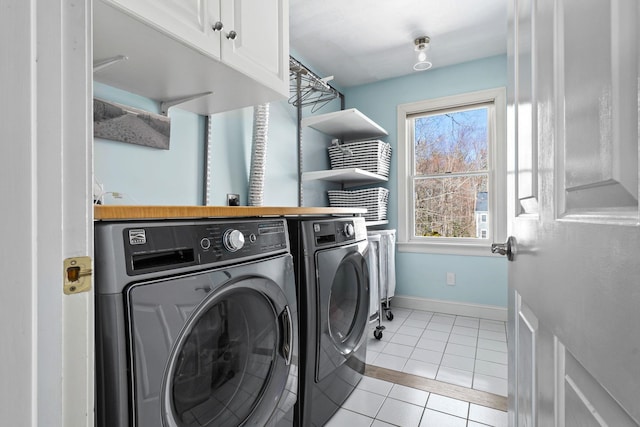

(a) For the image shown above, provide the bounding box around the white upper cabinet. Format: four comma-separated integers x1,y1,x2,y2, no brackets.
221,0,288,94
93,0,289,115
104,0,223,59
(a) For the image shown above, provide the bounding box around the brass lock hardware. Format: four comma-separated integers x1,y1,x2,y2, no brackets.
63,256,92,295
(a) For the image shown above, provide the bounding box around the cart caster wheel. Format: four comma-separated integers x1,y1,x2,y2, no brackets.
374,330,383,340
386,311,394,321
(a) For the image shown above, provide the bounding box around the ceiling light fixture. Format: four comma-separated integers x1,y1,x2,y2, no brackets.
413,36,432,71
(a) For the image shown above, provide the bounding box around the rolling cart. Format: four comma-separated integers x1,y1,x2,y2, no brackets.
367,233,385,339
368,230,396,339
376,229,396,321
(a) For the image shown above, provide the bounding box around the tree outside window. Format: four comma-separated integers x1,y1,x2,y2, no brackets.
412,107,489,239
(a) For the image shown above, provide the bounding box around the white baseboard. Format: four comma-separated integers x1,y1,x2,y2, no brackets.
391,295,507,322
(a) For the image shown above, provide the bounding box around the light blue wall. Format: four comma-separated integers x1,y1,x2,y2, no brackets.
206,99,344,207
94,82,205,205
95,80,342,208
207,107,252,206
345,55,508,307
396,253,507,306
208,102,307,206
206,64,344,207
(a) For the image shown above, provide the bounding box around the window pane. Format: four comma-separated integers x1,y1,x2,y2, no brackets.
414,108,488,175
414,175,489,238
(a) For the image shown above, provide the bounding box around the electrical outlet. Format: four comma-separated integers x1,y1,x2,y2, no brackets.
227,193,240,206
446,272,456,286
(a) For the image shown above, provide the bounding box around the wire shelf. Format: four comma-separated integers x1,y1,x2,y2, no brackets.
289,57,340,113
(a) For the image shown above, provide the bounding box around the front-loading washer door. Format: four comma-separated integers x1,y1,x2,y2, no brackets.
126,258,296,427
315,240,369,382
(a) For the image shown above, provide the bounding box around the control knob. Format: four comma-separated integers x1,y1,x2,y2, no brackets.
223,229,245,252
343,223,355,238
200,237,211,250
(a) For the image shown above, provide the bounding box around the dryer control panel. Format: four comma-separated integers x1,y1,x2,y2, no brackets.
122,219,288,276
311,217,367,247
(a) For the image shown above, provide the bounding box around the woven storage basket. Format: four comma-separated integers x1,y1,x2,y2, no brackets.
328,140,391,177
328,187,389,221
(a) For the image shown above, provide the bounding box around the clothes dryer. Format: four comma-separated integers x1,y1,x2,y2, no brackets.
95,218,298,427
288,217,369,427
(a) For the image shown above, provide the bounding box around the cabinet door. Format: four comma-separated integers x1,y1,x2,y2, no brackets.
104,0,222,59
220,0,289,94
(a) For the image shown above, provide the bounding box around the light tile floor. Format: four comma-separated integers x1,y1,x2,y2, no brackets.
366,307,508,397
325,376,508,427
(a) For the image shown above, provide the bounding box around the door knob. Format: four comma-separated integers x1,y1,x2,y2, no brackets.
491,236,516,261
226,30,237,40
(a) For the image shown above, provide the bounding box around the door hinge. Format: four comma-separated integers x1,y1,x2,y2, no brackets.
63,256,92,295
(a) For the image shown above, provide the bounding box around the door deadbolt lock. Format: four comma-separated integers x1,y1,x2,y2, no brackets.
63,256,92,295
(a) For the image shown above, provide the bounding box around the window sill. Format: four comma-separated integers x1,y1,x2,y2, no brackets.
397,241,499,257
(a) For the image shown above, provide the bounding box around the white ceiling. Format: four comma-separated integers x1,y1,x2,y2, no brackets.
289,0,508,88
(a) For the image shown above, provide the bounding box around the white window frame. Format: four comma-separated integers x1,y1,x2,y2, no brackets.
397,88,507,256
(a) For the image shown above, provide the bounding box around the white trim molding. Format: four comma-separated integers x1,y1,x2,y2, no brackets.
1,1,94,426
397,241,502,257
392,295,508,322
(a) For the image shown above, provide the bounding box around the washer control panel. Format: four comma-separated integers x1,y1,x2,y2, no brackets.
123,219,288,276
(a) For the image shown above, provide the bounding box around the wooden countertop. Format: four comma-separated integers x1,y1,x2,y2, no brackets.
94,205,367,220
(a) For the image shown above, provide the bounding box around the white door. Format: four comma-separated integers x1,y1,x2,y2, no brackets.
220,0,289,94
505,0,639,425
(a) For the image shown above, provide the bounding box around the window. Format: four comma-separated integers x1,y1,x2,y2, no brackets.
397,88,506,255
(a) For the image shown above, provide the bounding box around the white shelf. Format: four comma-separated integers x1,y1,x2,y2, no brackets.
300,109,390,215
301,108,388,141
365,220,389,227
302,168,388,187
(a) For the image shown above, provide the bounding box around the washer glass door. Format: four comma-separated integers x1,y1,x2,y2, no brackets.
127,268,294,427
315,241,369,381
168,287,278,426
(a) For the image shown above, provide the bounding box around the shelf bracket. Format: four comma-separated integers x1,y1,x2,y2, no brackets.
160,92,213,116
93,55,129,73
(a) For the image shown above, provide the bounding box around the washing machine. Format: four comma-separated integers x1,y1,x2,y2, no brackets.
287,217,370,427
94,218,298,427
